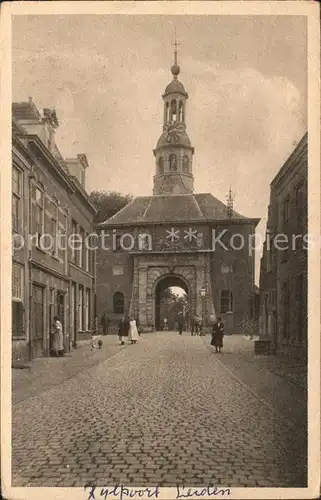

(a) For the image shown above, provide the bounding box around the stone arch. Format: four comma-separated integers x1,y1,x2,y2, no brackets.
152,272,191,330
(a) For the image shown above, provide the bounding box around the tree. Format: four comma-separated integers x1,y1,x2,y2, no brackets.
89,190,133,224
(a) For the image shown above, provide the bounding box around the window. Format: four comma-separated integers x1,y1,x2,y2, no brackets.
57,208,67,262
283,197,290,226
12,167,22,232
158,157,164,175
78,228,86,269
183,155,189,174
12,262,23,300
35,186,44,245
79,285,84,331
113,292,124,314
138,233,151,251
295,274,305,342
282,280,290,339
296,182,305,234
171,99,177,117
169,154,177,172
71,220,78,263
113,234,122,252
85,288,91,331
85,234,90,272
113,265,124,276
220,290,233,313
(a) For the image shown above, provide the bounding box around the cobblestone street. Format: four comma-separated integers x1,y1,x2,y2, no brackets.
12,333,307,488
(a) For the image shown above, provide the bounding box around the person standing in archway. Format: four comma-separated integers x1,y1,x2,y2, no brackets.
128,316,140,344
177,312,184,336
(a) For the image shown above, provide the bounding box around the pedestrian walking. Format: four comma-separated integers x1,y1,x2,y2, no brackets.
101,313,110,335
177,312,184,335
194,314,201,336
211,316,224,353
51,315,64,357
128,316,140,344
117,317,127,345
190,315,195,335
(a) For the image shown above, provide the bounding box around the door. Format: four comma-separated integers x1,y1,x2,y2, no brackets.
31,284,44,359
57,291,66,351
71,283,77,347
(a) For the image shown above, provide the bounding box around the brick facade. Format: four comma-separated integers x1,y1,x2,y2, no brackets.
12,100,96,362
259,134,307,357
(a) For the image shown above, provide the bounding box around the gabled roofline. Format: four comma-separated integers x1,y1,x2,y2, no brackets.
69,176,97,215
271,133,307,189
27,135,75,192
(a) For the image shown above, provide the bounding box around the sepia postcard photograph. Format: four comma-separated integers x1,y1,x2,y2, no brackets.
0,2,320,500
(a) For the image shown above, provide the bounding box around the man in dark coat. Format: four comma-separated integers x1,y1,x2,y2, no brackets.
211,317,224,353
118,317,129,345
101,313,110,335
177,312,184,335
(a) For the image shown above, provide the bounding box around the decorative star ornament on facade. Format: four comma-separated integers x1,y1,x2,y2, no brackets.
184,228,198,242
165,227,180,242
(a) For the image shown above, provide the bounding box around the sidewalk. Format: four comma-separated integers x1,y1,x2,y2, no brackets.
203,334,307,428
12,334,125,405
227,334,307,389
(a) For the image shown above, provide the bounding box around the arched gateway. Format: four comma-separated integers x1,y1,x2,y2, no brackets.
95,47,259,334
154,274,190,330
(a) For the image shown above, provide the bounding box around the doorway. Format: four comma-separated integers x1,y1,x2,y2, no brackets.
56,291,66,351
154,275,189,331
31,284,44,358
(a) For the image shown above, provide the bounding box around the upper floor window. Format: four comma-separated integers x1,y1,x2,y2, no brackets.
113,292,124,314
12,167,22,233
138,233,152,251
295,182,305,233
283,197,290,226
35,185,44,243
71,219,78,263
220,290,233,313
169,154,177,172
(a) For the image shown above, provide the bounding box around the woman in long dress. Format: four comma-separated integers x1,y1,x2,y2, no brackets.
211,317,224,353
51,315,64,357
128,317,140,344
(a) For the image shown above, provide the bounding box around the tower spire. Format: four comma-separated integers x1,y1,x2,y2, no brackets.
171,31,180,79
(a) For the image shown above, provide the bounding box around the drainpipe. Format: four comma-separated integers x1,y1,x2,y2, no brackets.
28,166,36,361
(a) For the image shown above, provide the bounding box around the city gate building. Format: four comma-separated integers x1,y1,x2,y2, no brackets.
96,50,260,332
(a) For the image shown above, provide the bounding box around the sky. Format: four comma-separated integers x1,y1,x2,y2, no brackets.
12,14,307,283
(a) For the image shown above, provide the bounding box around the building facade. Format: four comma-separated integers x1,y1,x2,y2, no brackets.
12,99,96,362
259,134,307,357
96,51,260,333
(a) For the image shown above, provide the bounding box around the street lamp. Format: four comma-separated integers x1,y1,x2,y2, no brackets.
199,286,206,335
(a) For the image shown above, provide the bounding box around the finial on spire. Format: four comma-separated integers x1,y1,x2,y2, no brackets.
227,186,234,219
171,29,180,79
